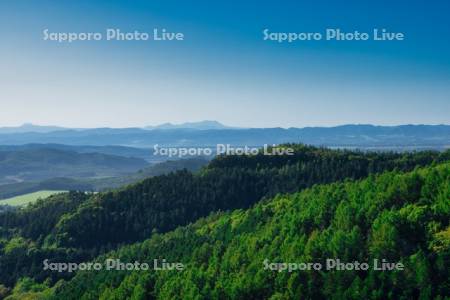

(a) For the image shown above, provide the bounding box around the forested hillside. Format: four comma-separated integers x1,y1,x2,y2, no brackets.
41,146,450,251
9,161,449,299
0,145,448,298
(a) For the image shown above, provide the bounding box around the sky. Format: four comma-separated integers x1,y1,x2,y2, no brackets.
0,0,449,128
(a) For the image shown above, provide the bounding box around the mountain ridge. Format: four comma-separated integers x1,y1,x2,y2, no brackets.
0,124,449,149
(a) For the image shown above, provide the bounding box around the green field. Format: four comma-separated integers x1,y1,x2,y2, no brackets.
0,190,67,206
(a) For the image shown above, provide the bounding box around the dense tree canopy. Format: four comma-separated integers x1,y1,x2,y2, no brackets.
46,162,450,299
0,145,448,299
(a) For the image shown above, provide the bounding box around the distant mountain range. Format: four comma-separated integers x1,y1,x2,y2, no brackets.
0,123,69,134
144,120,233,130
0,121,232,134
0,124,449,149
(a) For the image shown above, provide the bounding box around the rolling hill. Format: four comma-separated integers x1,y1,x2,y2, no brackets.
0,145,448,293
0,153,448,299
0,148,149,185
49,162,450,300
0,157,209,200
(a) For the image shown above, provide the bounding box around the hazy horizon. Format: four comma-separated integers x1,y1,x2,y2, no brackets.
1,121,450,130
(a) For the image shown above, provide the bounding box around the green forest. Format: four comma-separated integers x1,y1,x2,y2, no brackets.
0,145,449,299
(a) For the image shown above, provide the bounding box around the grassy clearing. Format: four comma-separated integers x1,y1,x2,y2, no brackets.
0,190,67,206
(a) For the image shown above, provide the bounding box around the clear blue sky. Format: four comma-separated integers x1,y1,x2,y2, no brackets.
0,0,449,128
